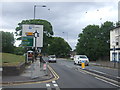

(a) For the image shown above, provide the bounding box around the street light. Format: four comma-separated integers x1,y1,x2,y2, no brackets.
34,5,47,19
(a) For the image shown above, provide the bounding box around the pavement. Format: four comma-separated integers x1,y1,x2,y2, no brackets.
2,58,52,85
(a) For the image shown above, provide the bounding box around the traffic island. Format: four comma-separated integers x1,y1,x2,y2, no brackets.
1,61,58,86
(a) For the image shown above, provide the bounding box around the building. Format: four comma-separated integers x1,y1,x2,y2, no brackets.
110,26,120,62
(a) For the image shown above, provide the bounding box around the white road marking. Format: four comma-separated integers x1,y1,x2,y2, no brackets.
53,84,58,87
46,84,50,87
89,69,106,74
81,69,118,84
117,76,120,79
95,77,120,87
52,81,56,84
78,69,86,74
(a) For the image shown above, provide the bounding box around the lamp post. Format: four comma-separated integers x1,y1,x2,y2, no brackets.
34,5,47,19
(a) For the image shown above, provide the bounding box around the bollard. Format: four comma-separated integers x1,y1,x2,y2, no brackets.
43,62,48,76
81,60,85,69
43,63,47,70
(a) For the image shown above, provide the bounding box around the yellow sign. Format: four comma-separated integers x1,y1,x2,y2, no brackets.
25,32,33,36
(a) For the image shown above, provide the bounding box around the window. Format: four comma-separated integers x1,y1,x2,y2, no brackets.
112,52,117,62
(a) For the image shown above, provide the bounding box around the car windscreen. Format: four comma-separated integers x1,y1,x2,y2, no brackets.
50,56,56,58
79,56,87,58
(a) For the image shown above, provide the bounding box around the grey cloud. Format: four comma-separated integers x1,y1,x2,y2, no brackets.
1,2,117,49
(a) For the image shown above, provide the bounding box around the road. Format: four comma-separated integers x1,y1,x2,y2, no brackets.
2,59,119,90
49,59,119,88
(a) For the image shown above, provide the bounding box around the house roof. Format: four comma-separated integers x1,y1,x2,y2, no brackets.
110,25,120,31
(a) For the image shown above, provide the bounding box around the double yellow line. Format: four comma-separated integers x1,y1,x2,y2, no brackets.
2,65,59,86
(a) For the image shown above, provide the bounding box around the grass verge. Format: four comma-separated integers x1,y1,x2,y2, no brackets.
0,53,25,66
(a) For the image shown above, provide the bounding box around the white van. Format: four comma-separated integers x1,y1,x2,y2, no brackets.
74,55,89,66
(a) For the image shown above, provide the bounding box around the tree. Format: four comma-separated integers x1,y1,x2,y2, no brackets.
47,37,72,58
15,19,53,53
76,21,115,61
1,31,15,53
99,21,115,58
116,21,120,26
76,25,100,60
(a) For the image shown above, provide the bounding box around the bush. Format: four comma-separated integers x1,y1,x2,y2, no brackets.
14,47,24,55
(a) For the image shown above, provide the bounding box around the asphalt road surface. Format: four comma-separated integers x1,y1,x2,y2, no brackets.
2,59,119,90
49,59,119,88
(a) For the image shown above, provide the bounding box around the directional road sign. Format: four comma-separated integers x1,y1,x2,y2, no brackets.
22,36,34,47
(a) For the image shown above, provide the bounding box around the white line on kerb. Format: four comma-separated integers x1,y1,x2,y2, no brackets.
53,84,58,87
95,77,120,87
52,81,56,83
46,84,50,87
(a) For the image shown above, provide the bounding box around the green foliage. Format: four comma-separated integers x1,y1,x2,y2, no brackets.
47,37,72,58
116,21,120,26
1,31,15,53
14,47,25,55
1,53,25,66
76,21,115,61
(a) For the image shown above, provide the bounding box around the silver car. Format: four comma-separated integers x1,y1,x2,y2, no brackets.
48,55,57,63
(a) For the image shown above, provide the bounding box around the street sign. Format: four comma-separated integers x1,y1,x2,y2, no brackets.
22,24,43,47
25,32,34,36
22,36,34,47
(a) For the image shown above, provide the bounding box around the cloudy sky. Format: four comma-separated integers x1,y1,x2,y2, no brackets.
0,0,119,50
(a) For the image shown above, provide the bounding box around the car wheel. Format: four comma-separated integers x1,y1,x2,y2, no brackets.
74,62,76,65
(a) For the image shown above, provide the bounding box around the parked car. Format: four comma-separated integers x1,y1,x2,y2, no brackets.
48,55,57,63
74,55,89,66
